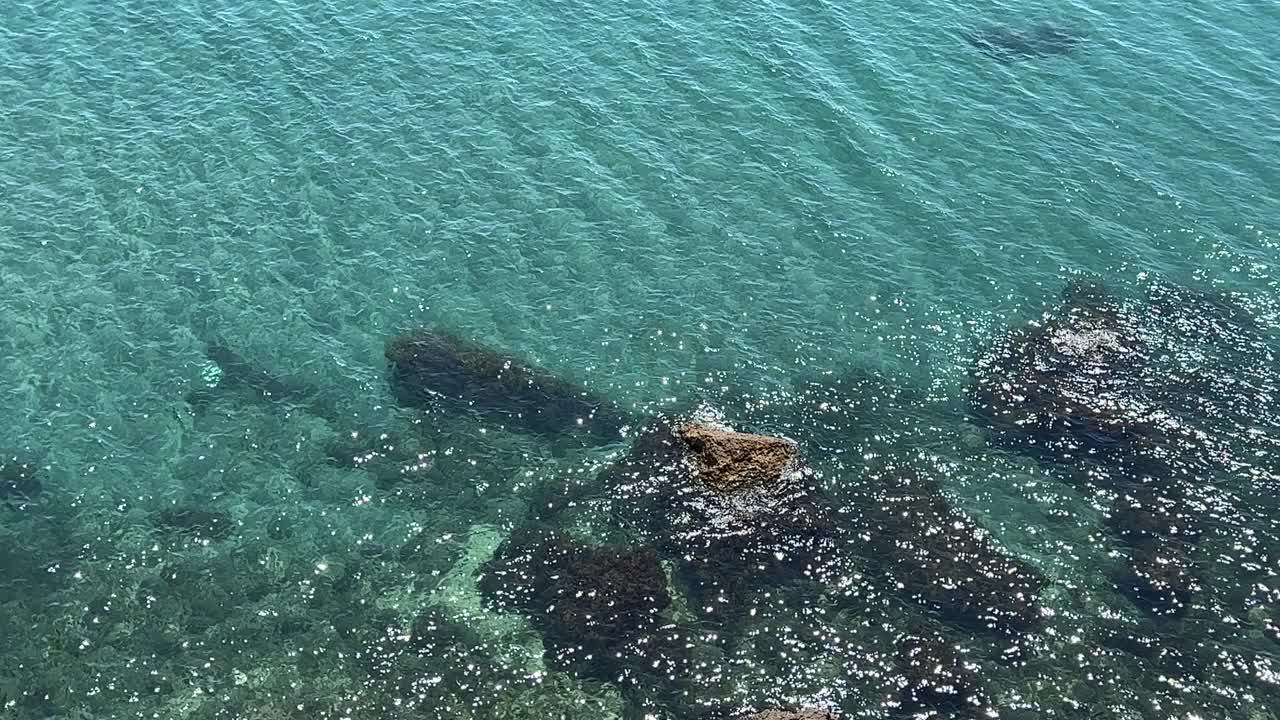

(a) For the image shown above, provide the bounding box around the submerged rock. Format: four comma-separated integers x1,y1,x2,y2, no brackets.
969,280,1168,465
1116,540,1198,618
970,279,1274,618
853,462,1045,634
151,507,236,540
385,329,635,443
1104,486,1202,614
0,453,42,501
964,23,1085,62
896,630,990,716
189,341,340,423
478,527,671,677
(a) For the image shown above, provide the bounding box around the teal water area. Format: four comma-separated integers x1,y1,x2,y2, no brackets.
2,0,1279,717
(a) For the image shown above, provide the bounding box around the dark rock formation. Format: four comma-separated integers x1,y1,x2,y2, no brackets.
964,23,1085,62
478,527,671,677
1105,488,1200,618
602,419,841,621
385,329,635,443
853,462,1045,634
969,280,1169,465
968,279,1268,619
0,453,42,501
896,630,989,716
151,507,236,540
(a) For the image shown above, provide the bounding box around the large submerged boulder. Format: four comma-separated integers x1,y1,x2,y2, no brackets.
386,329,635,443
968,280,1170,464
853,462,1046,634
1103,487,1200,618
967,280,1238,618
478,527,672,677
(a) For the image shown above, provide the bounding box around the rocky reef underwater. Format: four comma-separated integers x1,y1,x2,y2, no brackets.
2,277,1280,720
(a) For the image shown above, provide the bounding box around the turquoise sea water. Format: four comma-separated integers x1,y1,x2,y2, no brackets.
2,0,1279,717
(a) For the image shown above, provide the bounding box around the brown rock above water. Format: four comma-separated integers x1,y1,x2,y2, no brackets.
673,423,798,493
602,418,842,623
602,418,829,547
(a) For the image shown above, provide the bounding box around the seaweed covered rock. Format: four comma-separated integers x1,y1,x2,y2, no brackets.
386,329,635,443
151,506,236,541
0,453,42,501
896,630,989,716
968,279,1259,618
602,418,841,619
853,462,1045,634
968,280,1169,464
478,527,671,677
1105,486,1202,618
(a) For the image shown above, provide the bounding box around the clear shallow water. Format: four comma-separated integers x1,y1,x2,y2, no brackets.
1,0,1279,717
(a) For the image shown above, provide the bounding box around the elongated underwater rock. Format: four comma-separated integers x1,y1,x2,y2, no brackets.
964,23,1084,62
385,329,635,443
188,341,340,424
